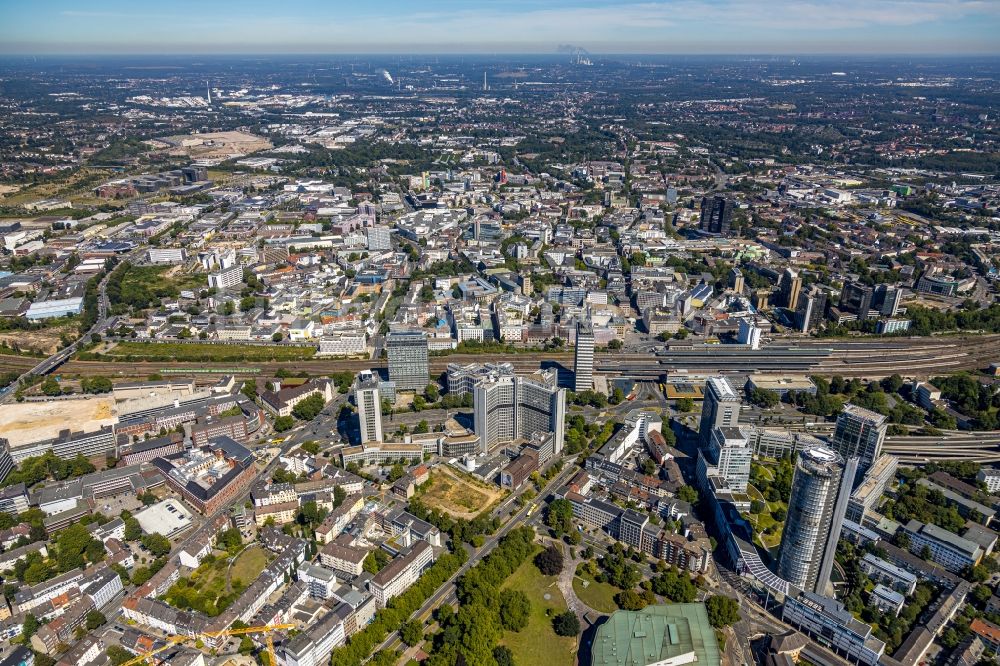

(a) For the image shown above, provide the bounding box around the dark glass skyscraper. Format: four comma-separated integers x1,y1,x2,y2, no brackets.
386,330,429,391
699,195,734,234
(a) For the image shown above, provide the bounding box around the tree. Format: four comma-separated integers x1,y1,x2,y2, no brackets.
607,339,624,350
124,517,142,542
545,499,574,535
217,528,242,554
292,393,326,421
107,645,134,666
706,595,740,628
676,397,694,412
748,388,779,408
301,440,321,455
85,609,107,630
274,415,294,432
387,463,406,482
22,613,39,639
552,610,580,636
493,645,516,666
498,589,530,632
239,296,256,312
141,533,171,558
425,383,440,402
399,619,424,646
41,377,62,396
272,331,283,342
364,549,391,574
677,485,699,504
615,589,650,611
535,545,564,576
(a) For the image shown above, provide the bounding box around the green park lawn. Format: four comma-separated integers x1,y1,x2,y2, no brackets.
572,570,619,614
499,549,578,666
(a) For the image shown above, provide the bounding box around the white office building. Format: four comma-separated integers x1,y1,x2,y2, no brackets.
473,367,566,455
355,372,383,444
574,319,595,392
208,265,242,290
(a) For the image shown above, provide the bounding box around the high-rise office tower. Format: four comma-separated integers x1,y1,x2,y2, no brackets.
737,319,761,350
779,268,803,311
699,195,735,234
829,403,887,480
386,330,429,391
796,287,828,333
699,377,741,445
706,426,753,492
839,282,874,320
355,372,383,444
777,447,857,594
474,368,566,454
729,267,745,294
574,319,595,392
873,284,902,317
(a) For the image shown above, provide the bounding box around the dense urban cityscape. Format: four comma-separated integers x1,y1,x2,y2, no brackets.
0,23,998,666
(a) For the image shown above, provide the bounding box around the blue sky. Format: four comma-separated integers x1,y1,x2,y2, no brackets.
1,0,998,54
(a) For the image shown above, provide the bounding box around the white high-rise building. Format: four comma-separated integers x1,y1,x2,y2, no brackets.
737,319,761,350
699,377,741,445
777,447,857,594
367,227,391,251
355,372,383,444
473,367,566,455
574,319,595,392
707,426,753,492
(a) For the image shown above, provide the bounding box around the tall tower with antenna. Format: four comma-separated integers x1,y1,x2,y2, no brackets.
483,70,488,92
206,81,212,106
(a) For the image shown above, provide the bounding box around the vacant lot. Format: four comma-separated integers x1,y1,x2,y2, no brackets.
229,546,270,588
499,547,578,666
419,467,504,519
0,397,116,448
108,264,206,313
0,322,78,356
101,341,316,363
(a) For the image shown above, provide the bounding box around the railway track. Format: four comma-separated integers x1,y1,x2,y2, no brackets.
2,335,998,380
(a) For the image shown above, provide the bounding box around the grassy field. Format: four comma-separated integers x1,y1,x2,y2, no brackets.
100,341,316,362
419,467,504,519
572,570,618,614
230,546,270,588
119,265,205,298
498,548,578,666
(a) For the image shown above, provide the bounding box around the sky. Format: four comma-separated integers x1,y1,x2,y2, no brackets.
1,0,999,55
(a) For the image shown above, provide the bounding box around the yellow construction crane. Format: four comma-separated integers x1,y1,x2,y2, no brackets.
120,623,295,666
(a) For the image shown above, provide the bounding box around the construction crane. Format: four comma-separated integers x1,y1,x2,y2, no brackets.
120,623,295,666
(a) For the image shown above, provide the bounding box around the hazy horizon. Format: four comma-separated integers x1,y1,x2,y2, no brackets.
2,0,999,56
